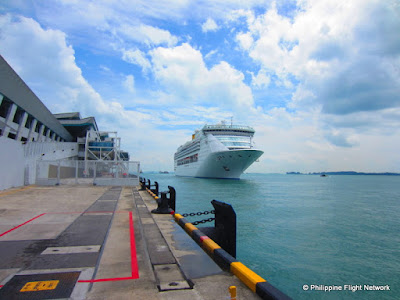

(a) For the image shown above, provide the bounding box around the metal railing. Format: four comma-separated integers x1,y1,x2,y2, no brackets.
202,124,255,132
36,159,140,186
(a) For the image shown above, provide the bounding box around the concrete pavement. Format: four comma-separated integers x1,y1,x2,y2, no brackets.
0,185,260,299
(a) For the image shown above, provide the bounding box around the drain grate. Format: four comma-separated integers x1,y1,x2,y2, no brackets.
41,245,101,255
0,271,80,299
153,264,192,291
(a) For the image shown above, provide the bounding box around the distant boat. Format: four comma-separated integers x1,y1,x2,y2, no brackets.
159,171,169,174
320,174,328,177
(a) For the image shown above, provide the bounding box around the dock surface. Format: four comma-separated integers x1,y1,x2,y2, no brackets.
0,185,260,299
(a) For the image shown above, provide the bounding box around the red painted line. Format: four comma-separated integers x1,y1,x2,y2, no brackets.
0,213,46,237
46,211,128,214
77,211,139,283
129,211,139,278
78,276,136,283
45,212,82,214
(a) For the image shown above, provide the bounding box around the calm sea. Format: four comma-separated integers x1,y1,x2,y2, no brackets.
142,173,400,299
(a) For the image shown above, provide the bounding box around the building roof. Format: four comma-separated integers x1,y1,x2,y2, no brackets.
57,116,99,138
54,112,81,120
0,55,73,141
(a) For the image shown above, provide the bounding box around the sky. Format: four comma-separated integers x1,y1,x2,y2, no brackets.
1,0,399,173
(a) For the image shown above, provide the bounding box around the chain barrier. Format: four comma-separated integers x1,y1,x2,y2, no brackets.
192,217,215,225
181,210,215,226
182,210,215,217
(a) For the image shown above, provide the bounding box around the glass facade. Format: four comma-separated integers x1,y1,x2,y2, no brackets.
215,136,251,148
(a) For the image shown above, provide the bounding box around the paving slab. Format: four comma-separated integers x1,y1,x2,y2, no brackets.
0,185,262,300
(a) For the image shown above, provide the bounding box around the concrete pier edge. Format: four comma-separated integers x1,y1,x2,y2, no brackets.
145,187,292,300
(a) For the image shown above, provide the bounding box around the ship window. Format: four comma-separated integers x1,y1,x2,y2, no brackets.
177,153,198,165
215,135,251,148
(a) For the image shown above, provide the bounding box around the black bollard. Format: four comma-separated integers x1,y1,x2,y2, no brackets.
200,200,236,258
167,186,176,212
151,181,159,196
146,179,151,189
151,191,172,214
139,177,146,190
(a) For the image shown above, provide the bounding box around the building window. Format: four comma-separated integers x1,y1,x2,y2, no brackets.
35,122,42,133
0,97,12,119
8,132,16,139
43,126,49,136
25,115,34,129
21,137,28,142
13,107,25,124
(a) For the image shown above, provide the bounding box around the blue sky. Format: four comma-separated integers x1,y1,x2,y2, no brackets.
1,0,400,172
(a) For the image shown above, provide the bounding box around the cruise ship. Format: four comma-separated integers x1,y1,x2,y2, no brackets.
174,122,263,179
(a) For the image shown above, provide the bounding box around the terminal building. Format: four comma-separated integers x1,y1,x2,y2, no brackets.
0,55,136,190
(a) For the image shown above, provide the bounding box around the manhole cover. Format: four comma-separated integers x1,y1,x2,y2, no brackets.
0,271,80,299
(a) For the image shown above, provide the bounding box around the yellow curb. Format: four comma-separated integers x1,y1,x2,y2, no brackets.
230,262,266,292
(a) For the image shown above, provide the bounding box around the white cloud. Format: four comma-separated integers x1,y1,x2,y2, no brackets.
236,0,400,118
121,48,151,73
251,70,270,88
123,74,135,93
250,106,400,173
118,24,178,47
236,32,253,50
149,43,254,109
204,49,218,59
201,18,219,32
0,15,149,127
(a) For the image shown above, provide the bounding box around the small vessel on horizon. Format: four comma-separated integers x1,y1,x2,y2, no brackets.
174,121,263,179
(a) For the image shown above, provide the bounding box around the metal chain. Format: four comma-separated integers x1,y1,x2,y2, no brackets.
182,210,215,217
192,217,215,225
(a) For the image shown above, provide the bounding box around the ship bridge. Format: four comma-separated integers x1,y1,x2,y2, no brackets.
202,123,255,150
202,124,255,135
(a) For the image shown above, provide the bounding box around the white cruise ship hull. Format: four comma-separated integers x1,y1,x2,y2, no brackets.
175,149,263,179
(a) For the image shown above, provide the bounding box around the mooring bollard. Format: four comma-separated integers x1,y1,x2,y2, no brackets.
151,181,159,196
200,200,236,258
139,177,146,190
151,191,172,214
151,185,176,214
167,186,176,212
145,179,159,196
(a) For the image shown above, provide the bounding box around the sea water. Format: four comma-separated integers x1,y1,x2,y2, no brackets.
142,173,400,299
